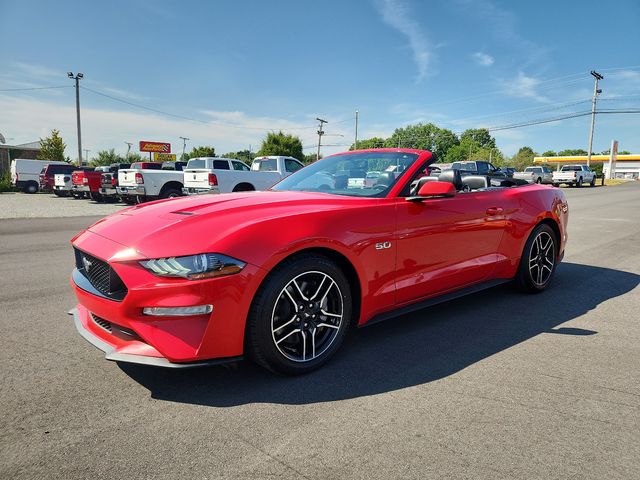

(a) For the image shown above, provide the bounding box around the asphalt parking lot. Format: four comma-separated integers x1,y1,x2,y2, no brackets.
1,183,639,479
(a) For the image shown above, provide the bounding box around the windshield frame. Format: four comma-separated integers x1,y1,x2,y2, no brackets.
270,149,433,199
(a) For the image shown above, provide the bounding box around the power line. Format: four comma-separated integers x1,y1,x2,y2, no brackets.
80,86,319,131
0,85,71,92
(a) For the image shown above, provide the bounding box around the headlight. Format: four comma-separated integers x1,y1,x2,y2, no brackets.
140,253,246,280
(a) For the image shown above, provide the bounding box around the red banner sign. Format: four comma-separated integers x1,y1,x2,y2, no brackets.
139,141,171,153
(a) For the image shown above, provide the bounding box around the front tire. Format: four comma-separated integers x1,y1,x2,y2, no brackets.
246,254,353,375
514,223,558,293
590,177,596,187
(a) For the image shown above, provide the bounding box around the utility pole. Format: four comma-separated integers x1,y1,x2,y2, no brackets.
586,70,604,167
354,110,359,150
125,142,133,158
316,117,327,161
67,72,84,165
179,136,189,159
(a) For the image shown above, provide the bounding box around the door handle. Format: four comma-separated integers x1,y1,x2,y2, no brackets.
486,207,504,215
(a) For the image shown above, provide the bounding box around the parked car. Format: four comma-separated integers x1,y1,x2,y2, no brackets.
552,164,596,187
54,166,93,197
182,156,303,195
513,166,554,184
501,167,516,178
451,160,508,179
99,163,131,201
71,168,104,200
10,159,68,193
39,163,78,194
117,163,184,203
114,162,163,203
68,148,568,374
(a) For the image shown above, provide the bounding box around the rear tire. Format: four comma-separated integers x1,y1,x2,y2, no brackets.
246,254,353,375
514,223,558,293
89,192,103,202
232,183,255,192
576,177,583,188
535,177,542,184
24,182,38,194
160,188,182,199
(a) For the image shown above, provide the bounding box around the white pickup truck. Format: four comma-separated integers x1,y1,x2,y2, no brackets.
513,166,554,184
182,156,303,195
117,162,186,203
552,164,596,187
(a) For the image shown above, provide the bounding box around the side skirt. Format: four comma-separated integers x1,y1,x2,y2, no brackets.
361,278,511,328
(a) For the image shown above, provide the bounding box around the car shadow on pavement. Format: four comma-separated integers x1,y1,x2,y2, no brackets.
119,262,639,406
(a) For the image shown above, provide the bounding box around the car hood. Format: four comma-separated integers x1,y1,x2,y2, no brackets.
84,190,369,260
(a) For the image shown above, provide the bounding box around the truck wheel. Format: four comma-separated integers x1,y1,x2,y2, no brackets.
576,178,583,188
232,183,255,192
535,177,542,184
514,223,558,293
590,177,596,187
89,192,103,202
24,182,38,194
160,188,182,199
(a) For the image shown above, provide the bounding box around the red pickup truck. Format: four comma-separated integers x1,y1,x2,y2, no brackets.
71,168,105,200
39,163,77,194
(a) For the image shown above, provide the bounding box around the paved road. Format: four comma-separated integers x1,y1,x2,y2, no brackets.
0,192,125,219
1,184,639,479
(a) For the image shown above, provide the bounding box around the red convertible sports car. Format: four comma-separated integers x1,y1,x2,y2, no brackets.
70,149,568,374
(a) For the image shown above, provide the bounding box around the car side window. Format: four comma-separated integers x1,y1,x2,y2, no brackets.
477,162,489,174
213,160,230,170
232,161,249,171
285,159,303,173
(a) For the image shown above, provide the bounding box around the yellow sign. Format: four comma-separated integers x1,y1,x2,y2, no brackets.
154,153,177,162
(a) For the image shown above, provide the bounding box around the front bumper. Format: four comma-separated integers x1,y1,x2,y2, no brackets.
183,186,220,195
69,307,241,368
70,231,265,366
116,185,146,196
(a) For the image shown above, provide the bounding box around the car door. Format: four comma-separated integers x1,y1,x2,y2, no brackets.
394,189,510,305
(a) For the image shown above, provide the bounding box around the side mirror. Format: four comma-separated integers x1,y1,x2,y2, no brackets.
407,181,456,202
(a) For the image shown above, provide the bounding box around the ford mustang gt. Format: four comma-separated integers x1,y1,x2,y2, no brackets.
69,149,568,374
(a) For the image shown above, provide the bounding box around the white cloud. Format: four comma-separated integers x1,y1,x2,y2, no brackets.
0,95,340,160
501,72,548,102
374,0,433,81
471,52,494,67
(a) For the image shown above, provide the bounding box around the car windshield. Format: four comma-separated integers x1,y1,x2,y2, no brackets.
272,151,419,197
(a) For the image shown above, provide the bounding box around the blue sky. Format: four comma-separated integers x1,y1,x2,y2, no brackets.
1,0,639,159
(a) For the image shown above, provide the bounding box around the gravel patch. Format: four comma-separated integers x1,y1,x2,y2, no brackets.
0,192,127,219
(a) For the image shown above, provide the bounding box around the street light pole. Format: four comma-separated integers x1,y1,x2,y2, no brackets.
586,70,604,167
316,118,327,161
354,110,359,150
125,142,133,158
179,136,189,159
68,72,84,165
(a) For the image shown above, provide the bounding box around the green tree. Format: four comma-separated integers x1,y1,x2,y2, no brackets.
222,150,256,165
188,146,216,158
126,152,144,163
541,150,556,157
385,123,459,159
303,153,324,164
257,131,304,160
510,146,537,171
557,148,587,156
460,128,495,149
37,129,69,163
349,137,386,150
91,149,125,166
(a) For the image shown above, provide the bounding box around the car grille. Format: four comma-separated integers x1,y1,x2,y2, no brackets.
75,249,128,300
90,313,141,341
91,313,113,333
